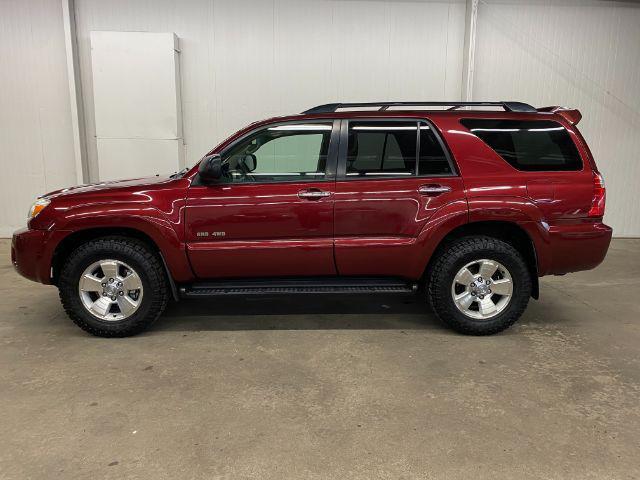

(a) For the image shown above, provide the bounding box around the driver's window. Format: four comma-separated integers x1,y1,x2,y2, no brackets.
221,123,332,183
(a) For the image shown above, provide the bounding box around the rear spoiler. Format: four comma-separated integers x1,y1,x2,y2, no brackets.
537,106,582,125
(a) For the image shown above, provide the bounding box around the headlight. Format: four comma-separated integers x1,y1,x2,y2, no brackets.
28,198,50,220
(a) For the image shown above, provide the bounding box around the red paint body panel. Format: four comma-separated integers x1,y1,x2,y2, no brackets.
11,108,611,288
185,181,335,277
334,199,469,278
16,175,194,284
188,238,335,277
545,221,612,274
333,177,466,277
12,228,51,283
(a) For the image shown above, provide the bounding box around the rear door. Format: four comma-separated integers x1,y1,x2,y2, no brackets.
333,118,465,278
185,120,339,278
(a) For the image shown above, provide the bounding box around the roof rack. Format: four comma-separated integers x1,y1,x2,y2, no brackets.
302,101,537,114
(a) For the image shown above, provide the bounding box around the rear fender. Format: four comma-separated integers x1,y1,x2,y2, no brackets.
467,196,551,275
413,199,469,278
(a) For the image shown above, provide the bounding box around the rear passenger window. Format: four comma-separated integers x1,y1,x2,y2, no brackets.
460,119,582,171
346,121,452,177
346,122,416,177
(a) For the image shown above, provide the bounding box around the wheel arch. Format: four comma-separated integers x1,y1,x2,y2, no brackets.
51,227,180,300
424,220,540,299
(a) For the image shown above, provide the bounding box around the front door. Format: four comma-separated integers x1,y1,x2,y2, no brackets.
333,118,465,278
185,120,339,278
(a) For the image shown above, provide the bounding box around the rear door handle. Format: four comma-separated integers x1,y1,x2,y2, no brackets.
298,189,332,200
418,184,452,196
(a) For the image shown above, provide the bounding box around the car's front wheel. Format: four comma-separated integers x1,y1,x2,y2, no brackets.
58,237,169,337
427,236,532,335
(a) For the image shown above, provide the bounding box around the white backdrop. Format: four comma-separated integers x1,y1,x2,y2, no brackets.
0,0,78,237
73,0,466,180
0,0,639,236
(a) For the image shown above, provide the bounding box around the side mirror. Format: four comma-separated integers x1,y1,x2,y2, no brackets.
198,154,222,183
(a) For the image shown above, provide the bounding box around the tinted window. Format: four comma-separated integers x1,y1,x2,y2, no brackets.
460,119,582,171
419,125,453,175
346,122,417,177
221,123,332,182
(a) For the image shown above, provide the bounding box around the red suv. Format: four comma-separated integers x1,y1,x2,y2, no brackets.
12,101,612,337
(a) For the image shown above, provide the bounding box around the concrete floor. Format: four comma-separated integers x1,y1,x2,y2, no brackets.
1,239,639,480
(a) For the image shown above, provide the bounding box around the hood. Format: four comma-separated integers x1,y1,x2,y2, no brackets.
43,174,176,200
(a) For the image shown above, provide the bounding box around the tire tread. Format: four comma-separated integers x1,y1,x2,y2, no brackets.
427,235,531,335
58,237,168,337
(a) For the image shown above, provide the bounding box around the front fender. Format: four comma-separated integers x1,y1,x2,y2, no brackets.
48,204,193,282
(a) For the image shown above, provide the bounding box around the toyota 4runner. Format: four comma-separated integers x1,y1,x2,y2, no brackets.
12,101,612,337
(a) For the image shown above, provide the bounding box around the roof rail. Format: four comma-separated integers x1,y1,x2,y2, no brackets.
302,101,537,114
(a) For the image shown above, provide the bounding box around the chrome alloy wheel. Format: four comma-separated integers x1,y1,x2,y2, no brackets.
78,259,143,321
451,259,513,320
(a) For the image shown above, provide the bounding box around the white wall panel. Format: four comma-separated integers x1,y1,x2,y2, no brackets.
95,138,183,181
90,31,183,180
473,0,640,236
0,0,77,236
90,32,182,140
73,0,466,181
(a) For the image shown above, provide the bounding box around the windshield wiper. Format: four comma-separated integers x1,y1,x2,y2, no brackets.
170,167,189,179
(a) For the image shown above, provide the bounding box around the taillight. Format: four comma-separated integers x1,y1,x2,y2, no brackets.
588,173,606,217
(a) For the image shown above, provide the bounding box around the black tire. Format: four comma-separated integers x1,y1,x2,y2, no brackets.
427,236,531,335
58,237,169,337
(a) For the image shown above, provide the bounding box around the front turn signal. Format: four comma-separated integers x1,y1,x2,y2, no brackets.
28,198,50,220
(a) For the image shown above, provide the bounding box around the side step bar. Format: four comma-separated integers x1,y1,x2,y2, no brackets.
179,277,418,297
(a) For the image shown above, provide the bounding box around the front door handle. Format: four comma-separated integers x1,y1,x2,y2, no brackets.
298,189,332,200
418,184,452,196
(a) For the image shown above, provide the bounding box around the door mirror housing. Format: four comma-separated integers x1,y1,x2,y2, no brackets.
198,154,223,183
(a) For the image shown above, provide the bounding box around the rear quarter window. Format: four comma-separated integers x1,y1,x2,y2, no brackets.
460,119,582,171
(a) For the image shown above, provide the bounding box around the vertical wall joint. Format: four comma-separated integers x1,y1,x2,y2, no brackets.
61,0,87,184
462,0,478,102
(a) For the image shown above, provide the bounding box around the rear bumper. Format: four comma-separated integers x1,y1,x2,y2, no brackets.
11,228,55,284
539,221,612,275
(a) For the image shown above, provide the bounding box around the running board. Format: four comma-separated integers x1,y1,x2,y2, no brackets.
179,277,418,297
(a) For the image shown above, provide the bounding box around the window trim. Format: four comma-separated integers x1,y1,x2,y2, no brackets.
195,119,340,186
336,117,458,181
459,118,584,172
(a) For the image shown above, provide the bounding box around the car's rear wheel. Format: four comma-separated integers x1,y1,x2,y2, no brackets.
58,237,168,337
427,236,531,335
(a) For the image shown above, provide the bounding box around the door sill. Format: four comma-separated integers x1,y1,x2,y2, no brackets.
179,277,418,297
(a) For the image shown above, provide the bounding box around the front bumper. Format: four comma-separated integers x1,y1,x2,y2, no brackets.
11,228,55,284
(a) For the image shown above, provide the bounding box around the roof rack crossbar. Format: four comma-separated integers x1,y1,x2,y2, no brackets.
302,101,537,114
